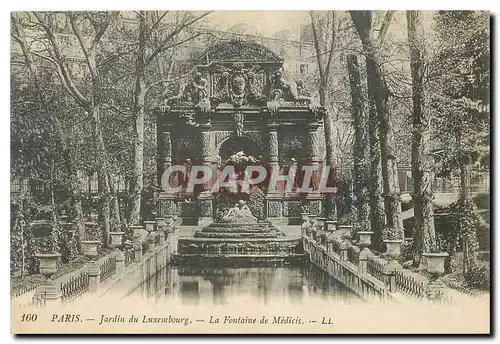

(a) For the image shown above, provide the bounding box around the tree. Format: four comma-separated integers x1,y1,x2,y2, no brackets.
346,54,370,234
350,10,404,242
11,13,86,251
309,11,338,219
407,10,437,266
127,11,211,225
27,11,120,247
431,11,490,275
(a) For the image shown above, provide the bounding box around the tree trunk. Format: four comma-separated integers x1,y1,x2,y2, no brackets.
350,10,403,240
346,55,370,234
407,10,437,267
321,85,337,219
109,172,121,225
128,13,147,225
459,162,477,276
91,106,111,247
367,94,386,249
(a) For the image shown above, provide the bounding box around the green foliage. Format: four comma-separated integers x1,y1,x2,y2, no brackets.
465,260,490,290
431,11,490,175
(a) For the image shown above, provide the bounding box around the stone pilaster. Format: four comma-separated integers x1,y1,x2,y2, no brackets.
267,122,280,195
306,121,321,194
157,122,172,189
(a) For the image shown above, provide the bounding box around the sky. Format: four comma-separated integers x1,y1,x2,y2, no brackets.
204,11,310,40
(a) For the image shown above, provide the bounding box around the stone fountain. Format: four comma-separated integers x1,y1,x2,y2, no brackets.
175,199,305,267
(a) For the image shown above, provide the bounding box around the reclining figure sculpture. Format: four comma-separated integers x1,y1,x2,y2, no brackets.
222,200,258,224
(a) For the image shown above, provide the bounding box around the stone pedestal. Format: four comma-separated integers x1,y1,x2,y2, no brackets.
266,196,285,225
34,282,61,307
325,220,338,232
158,231,166,246
134,242,143,261
425,279,447,301
114,249,125,278
144,220,156,233
358,247,372,275
147,232,156,252
87,261,100,294
382,260,402,292
198,196,213,227
306,194,322,216
166,227,175,253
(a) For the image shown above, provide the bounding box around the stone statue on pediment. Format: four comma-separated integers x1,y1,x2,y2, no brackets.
182,71,208,105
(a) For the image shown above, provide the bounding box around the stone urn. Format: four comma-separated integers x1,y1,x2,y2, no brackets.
384,240,403,259
109,232,125,248
81,240,100,260
36,253,61,279
423,252,449,277
358,231,374,248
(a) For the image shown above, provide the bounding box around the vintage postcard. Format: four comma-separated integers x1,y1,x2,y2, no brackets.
10,10,490,334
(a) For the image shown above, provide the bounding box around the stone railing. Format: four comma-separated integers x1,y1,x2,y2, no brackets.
15,216,180,308
301,214,450,302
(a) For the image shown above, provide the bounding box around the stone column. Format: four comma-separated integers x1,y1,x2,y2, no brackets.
87,261,100,294
266,122,284,224
307,121,321,164
268,122,279,166
157,121,173,189
198,123,214,226
306,121,321,199
114,249,125,278
267,122,280,191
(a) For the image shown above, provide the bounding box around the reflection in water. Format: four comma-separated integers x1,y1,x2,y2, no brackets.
136,264,359,305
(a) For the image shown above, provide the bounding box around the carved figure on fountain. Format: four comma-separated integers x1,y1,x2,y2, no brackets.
211,63,267,107
182,71,208,105
222,200,258,223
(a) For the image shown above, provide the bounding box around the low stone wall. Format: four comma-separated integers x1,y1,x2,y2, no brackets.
303,236,394,302
99,243,172,299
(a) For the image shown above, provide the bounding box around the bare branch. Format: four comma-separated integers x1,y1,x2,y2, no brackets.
145,11,212,66
32,11,89,108
377,10,394,43
325,11,337,82
309,11,325,83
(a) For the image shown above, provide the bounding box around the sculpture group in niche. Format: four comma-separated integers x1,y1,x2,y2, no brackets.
225,151,260,166
222,200,258,223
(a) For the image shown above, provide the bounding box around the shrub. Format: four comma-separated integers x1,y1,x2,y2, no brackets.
466,261,490,290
